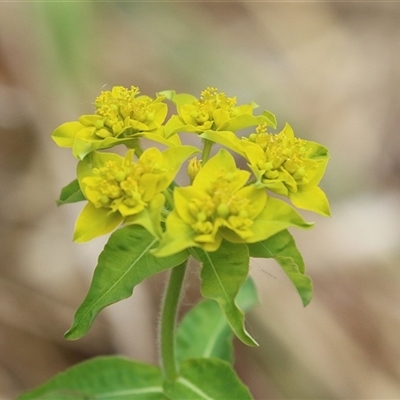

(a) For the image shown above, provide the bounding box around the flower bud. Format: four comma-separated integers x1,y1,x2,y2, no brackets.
187,157,202,181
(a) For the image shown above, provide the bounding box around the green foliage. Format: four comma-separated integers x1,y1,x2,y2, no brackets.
20,277,258,400
56,179,85,206
20,84,331,400
19,357,253,400
164,358,253,400
17,356,167,400
248,229,313,306
193,242,258,347
176,277,258,364
65,225,189,340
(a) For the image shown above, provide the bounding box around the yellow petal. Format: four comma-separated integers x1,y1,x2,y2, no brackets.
73,203,123,242
249,197,313,243
290,185,331,217
125,193,165,238
152,211,197,257
52,121,84,148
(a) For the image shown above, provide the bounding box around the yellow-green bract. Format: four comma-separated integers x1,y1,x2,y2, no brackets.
73,146,198,242
153,149,313,256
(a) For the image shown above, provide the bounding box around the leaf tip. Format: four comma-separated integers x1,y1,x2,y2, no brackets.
64,328,80,341
301,291,313,307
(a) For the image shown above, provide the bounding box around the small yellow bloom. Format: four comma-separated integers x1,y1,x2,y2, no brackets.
51,86,177,159
179,87,237,131
73,146,198,242
93,86,166,136
154,149,312,257
161,87,276,137
243,123,330,216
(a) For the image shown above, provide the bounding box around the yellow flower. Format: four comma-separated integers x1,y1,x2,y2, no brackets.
94,86,168,134
161,87,276,137
243,123,330,216
153,149,312,257
73,146,198,242
52,86,179,159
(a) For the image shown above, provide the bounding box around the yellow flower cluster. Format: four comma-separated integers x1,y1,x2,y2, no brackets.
185,87,237,129
83,151,154,217
153,149,311,256
188,167,255,242
93,86,166,137
247,123,311,190
51,85,169,159
73,146,198,242
52,84,330,251
242,123,330,216
161,86,269,137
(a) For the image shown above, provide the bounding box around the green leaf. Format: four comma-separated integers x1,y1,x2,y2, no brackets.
65,225,189,340
18,356,168,400
164,358,253,400
56,179,85,206
193,242,258,347
247,229,313,306
176,277,258,364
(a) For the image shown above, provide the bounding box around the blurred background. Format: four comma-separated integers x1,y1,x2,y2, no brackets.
1,2,400,399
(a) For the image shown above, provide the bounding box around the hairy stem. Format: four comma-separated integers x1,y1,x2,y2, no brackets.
160,261,187,380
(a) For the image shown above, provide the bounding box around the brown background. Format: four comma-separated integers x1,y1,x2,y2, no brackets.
1,2,400,399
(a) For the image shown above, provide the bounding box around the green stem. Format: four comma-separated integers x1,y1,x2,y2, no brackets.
163,188,174,209
133,139,144,157
201,139,213,164
160,261,187,380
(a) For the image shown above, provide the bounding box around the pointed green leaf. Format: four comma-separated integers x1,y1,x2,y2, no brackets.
18,356,167,400
56,179,86,206
65,225,189,340
247,229,313,306
193,242,258,347
164,358,253,400
176,277,258,364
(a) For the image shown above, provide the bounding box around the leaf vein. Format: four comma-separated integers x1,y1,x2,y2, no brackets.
77,237,158,324
97,386,163,398
177,377,213,400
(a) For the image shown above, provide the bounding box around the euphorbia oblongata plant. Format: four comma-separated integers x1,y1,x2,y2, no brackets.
19,85,330,400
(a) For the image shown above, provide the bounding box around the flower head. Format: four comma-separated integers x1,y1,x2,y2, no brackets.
153,149,312,257
161,87,276,137
243,123,330,216
93,86,166,136
73,145,198,242
51,86,176,159
179,87,237,131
